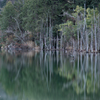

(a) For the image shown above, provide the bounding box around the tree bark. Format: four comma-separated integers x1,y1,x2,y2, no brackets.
91,23,93,52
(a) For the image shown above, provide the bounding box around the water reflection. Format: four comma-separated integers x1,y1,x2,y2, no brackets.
60,53,100,95
0,51,100,100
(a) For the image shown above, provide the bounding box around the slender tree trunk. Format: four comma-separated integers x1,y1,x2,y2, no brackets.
63,35,65,50
91,23,93,52
73,39,75,51
44,37,46,50
60,51,63,67
56,35,59,50
97,14,100,51
56,51,59,66
94,53,97,92
49,17,52,50
80,53,82,72
77,53,79,75
83,3,87,51
80,31,82,51
97,54,100,87
91,54,93,82
86,53,89,70
94,9,97,52
83,5,89,52
77,15,79,51
49,52,53,82
86,30,89,52
40,20,43,50
94,54,97,81
40,33,43,50
77,30,79,51
60,34,62,50
40,50,43,79
54,37,55,50
46,15,49,49
94,23,97,52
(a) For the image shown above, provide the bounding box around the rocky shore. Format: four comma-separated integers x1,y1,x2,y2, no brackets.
0,41,40,52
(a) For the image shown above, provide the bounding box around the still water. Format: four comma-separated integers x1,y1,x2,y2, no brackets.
0,51,100,100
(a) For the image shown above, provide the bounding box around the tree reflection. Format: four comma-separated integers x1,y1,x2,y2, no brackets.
0,51,100,100
58,53,100,96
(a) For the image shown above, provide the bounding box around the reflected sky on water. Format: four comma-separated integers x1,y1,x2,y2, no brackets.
0,51,100,100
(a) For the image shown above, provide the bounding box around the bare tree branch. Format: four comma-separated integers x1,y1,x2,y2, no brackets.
12,17,22,35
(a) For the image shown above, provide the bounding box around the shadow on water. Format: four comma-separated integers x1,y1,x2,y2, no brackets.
0,51,100,100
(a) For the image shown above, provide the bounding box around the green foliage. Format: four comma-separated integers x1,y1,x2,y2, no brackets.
59,20,77,39
74,0,100,8
0,0,68,37
86,8,99,28
0,0,100,45
21,0,65,32
0,1,16,30
59,5,100,40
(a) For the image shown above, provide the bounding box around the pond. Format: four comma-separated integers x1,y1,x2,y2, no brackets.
0,51,100,100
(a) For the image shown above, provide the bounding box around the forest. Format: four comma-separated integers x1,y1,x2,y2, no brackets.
0,0,100,52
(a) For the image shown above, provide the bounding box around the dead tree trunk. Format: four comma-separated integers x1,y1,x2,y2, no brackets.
56,35,59,50
60,34,62,50
97,14,100,51
94,22,97,52
49,17,52,50
80,31,82,51
91,23,93,52
94,8,97,52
